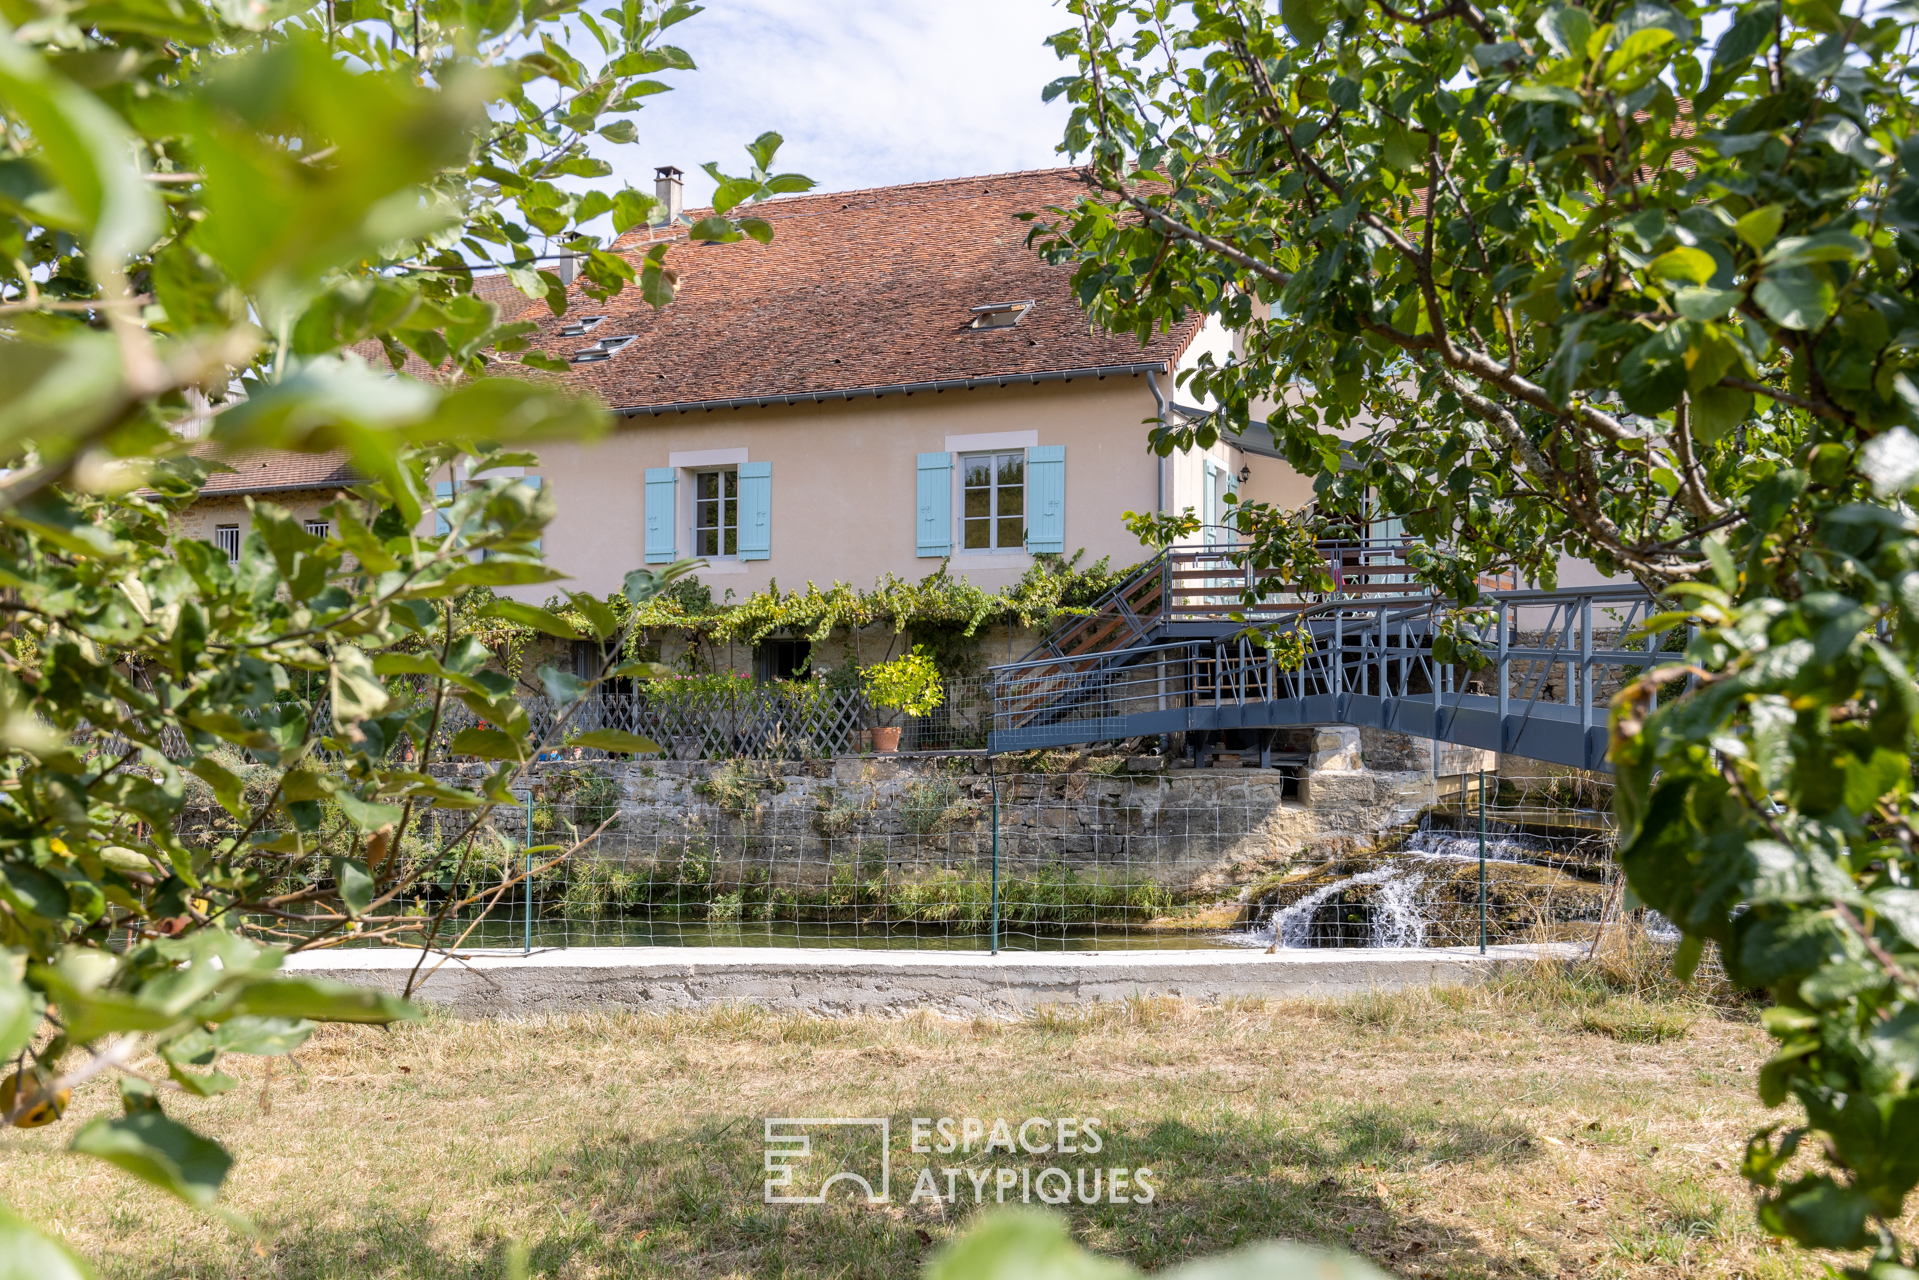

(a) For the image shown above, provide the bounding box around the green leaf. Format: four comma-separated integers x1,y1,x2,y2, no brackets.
1509,84,1585,106
443,561,567,588
209,1015,314,1056
925,1210,1138,1280
329,643,391,732
188,758,248,821
164,1059,238,1097
1690,385,1752,445
449,726,528,761
611,187,658,233
607,659,676,680
70,1112,233,1209
1535,5,1594,58
1618,324,1689,414
335,793,403,832
567,591,618,638
329,857,374,916
0,966,38,1061
218,976,418,1025
1673,287,1741,321
1753,267,1835,330
565,729,661,754
0,1203,95,1280
536,664,587,707
480,599,580,639
1281,0,1328,46
1763,231,1868,268
1734,204,1785,253
1648,247,1716,285
0,32,161,267
35,970,185,1043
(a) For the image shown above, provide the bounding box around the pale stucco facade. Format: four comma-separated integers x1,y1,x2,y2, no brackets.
489,351,1310,604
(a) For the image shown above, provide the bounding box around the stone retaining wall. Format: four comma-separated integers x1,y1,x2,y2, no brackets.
432,732,1476,899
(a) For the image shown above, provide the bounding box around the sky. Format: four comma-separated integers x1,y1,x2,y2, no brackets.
593,0,1077,208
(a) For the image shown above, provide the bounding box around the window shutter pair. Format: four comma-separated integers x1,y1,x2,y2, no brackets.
916,447,1064,556
645,464,771,562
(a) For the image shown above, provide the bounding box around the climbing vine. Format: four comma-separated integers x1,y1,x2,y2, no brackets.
482,552,1144,674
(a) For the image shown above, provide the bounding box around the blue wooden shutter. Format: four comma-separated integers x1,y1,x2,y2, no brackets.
916,452,951,557
738,461,771,561
1025,445,1065,554
644,468,677,563
433,480,453,537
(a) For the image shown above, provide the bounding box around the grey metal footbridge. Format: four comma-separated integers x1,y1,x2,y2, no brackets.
986,536,1666,772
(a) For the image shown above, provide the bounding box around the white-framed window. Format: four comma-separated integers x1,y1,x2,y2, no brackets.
692,469,739,557
214,525,240,563
305,520,330,538
961,451,1024,551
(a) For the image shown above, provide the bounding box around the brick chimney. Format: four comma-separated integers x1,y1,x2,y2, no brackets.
655,165,684,224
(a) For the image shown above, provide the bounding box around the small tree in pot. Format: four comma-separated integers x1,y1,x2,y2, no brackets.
862,648,945,752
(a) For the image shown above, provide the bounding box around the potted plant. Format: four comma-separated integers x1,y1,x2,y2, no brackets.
861,647,944,752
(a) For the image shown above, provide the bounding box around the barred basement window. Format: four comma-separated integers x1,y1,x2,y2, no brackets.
305,520,330,538
214,525,240,562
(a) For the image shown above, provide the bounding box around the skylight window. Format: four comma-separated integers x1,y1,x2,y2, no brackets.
560,315,605,338
968,300,1035,330
571,334,634,363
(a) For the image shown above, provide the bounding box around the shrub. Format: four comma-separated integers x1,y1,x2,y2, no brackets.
862,646,944,726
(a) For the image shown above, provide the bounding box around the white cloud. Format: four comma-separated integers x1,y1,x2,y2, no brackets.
583,0,1075,207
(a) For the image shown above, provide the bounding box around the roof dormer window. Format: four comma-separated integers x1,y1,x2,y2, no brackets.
968,300,1034,330
559,315,606,338
571,334,634,363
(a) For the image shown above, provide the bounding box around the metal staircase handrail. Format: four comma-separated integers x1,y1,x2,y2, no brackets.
988,583,1666,771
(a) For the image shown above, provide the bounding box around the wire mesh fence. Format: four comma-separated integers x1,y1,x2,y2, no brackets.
227,755,1630,954
426,676,995,762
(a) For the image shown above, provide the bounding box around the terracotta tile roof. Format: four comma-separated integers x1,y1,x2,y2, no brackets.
193,447,360,495
512,167,1203,413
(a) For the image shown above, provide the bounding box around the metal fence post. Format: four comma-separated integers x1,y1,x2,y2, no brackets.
988,752,1000,956
1477,768,1488,955
525,791,534,955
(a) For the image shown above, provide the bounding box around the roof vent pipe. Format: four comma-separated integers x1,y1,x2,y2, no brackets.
655,165,684,224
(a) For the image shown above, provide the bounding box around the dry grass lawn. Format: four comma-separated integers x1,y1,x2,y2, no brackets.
4,948,1907,1279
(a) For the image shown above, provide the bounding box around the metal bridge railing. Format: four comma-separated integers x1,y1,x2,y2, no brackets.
988,585,1672,771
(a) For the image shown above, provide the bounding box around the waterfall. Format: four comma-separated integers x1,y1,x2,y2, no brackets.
1272,868,1414,949
1370,872,1428,948
1402,813,1549,865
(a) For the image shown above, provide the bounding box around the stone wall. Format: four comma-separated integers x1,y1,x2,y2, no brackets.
437,742,1444,902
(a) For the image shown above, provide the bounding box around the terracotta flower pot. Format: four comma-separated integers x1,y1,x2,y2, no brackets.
872,726,902,753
